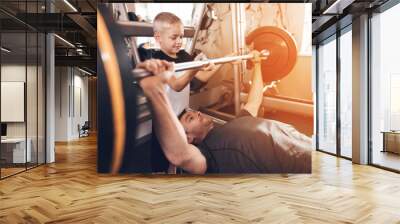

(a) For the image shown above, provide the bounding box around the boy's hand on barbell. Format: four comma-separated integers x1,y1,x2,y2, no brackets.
194,52,215,71
201,62,216,71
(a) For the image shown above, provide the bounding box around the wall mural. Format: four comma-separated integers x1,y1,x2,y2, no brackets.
97,3,313,174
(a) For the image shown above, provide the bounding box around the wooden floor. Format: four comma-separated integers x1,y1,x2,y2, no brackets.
1,135,400,223
1,163,45,178
1,167,26,178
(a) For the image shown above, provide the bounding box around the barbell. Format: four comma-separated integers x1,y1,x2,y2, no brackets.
131,26,298,82
131,50,270,79
97,5,298,173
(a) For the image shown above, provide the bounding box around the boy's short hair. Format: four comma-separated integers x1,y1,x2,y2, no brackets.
153,12,183,33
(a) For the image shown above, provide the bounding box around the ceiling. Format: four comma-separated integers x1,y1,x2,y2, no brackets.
0,0,395,75
0,0,96,73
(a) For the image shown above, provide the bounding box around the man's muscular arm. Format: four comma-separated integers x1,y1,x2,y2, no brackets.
243,51,264,117
137,60,207,174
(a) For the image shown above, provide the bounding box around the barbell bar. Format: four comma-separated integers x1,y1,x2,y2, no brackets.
131,50,270,79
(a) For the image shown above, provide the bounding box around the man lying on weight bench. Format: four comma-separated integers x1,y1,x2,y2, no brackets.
138,52,312,174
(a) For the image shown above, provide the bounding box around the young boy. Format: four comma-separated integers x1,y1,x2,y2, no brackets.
138,12,219,91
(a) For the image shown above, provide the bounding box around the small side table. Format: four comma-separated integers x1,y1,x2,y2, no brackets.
381,131,400,154
1,138,32,163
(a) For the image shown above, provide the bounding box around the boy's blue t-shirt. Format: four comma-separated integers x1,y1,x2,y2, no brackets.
138,44,206,91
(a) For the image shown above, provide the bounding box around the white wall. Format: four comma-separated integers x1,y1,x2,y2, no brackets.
1,65,38,137
55,66,69,141
55,67,89,141
1,63,46,164
1,65,26,141
72,72,89,138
